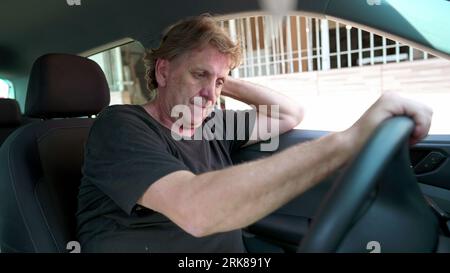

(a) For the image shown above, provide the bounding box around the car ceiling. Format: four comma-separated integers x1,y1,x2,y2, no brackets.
0,0,449,78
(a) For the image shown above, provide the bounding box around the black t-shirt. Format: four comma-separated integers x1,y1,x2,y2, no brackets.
76,104,255,253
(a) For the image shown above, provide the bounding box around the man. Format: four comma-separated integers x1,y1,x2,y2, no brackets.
76,15,432,252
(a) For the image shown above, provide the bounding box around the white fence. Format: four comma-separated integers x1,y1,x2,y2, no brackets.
220,15,433,78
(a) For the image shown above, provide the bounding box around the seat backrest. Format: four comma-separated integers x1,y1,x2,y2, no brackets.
0,98,22,146
0,54,110,252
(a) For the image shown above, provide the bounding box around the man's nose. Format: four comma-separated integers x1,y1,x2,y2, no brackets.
199,80,217,103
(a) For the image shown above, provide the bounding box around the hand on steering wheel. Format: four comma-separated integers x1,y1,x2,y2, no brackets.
298,116,439,253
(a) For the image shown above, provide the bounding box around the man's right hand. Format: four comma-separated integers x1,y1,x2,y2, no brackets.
345,92,433,156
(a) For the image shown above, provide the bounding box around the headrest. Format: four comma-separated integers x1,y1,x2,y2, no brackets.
25,53,110,118
0,98,21,126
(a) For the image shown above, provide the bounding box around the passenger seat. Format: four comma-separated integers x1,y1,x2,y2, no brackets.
0,98,22,146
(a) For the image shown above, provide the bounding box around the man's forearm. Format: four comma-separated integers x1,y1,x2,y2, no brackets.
177,130,354,237
222,77,303,123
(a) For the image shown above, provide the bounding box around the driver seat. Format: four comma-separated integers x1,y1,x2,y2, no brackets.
0,53,110,252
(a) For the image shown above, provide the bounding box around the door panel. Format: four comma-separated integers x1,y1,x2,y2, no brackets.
411,135,450,190
411,135,450,223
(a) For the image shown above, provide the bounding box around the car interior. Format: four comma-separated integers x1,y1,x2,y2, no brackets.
1,0,450,253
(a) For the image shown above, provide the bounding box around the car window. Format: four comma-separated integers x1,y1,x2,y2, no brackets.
0,78,15,99
86,15,450,134
88,41,147,106
219,14,450,134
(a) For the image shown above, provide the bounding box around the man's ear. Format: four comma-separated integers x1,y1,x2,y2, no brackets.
155,59,170,88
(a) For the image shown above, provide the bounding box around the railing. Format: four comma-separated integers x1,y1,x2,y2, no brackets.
220,15,433,78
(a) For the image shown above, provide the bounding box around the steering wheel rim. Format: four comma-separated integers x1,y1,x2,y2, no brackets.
298,116,438,253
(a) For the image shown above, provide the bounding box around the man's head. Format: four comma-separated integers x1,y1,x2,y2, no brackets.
144,15,241,129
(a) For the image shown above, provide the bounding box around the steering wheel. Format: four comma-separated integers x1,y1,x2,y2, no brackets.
298,116,439,253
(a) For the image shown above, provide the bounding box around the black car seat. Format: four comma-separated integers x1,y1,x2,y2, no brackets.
0,98,23,146
0,53,110,252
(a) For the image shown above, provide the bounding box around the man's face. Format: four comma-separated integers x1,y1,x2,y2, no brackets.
158,44,231,129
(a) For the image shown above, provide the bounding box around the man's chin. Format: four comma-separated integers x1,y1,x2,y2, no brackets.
178,111,209,130
181,118,204,130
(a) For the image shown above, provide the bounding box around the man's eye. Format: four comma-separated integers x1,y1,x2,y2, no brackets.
216,81,224,87
193,72,204,78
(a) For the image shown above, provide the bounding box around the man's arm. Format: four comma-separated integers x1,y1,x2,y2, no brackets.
138,93,432,237
221,77,304,146
138,130,350,238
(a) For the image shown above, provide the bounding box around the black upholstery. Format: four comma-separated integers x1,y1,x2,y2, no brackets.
0,98,21,126
0,98,22,145
25,54,109,118
0,53,110,252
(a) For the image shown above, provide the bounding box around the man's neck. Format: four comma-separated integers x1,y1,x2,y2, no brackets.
142,101,196,137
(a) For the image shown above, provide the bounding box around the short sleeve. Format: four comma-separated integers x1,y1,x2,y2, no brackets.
219,109,256,154
82,108,189,215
